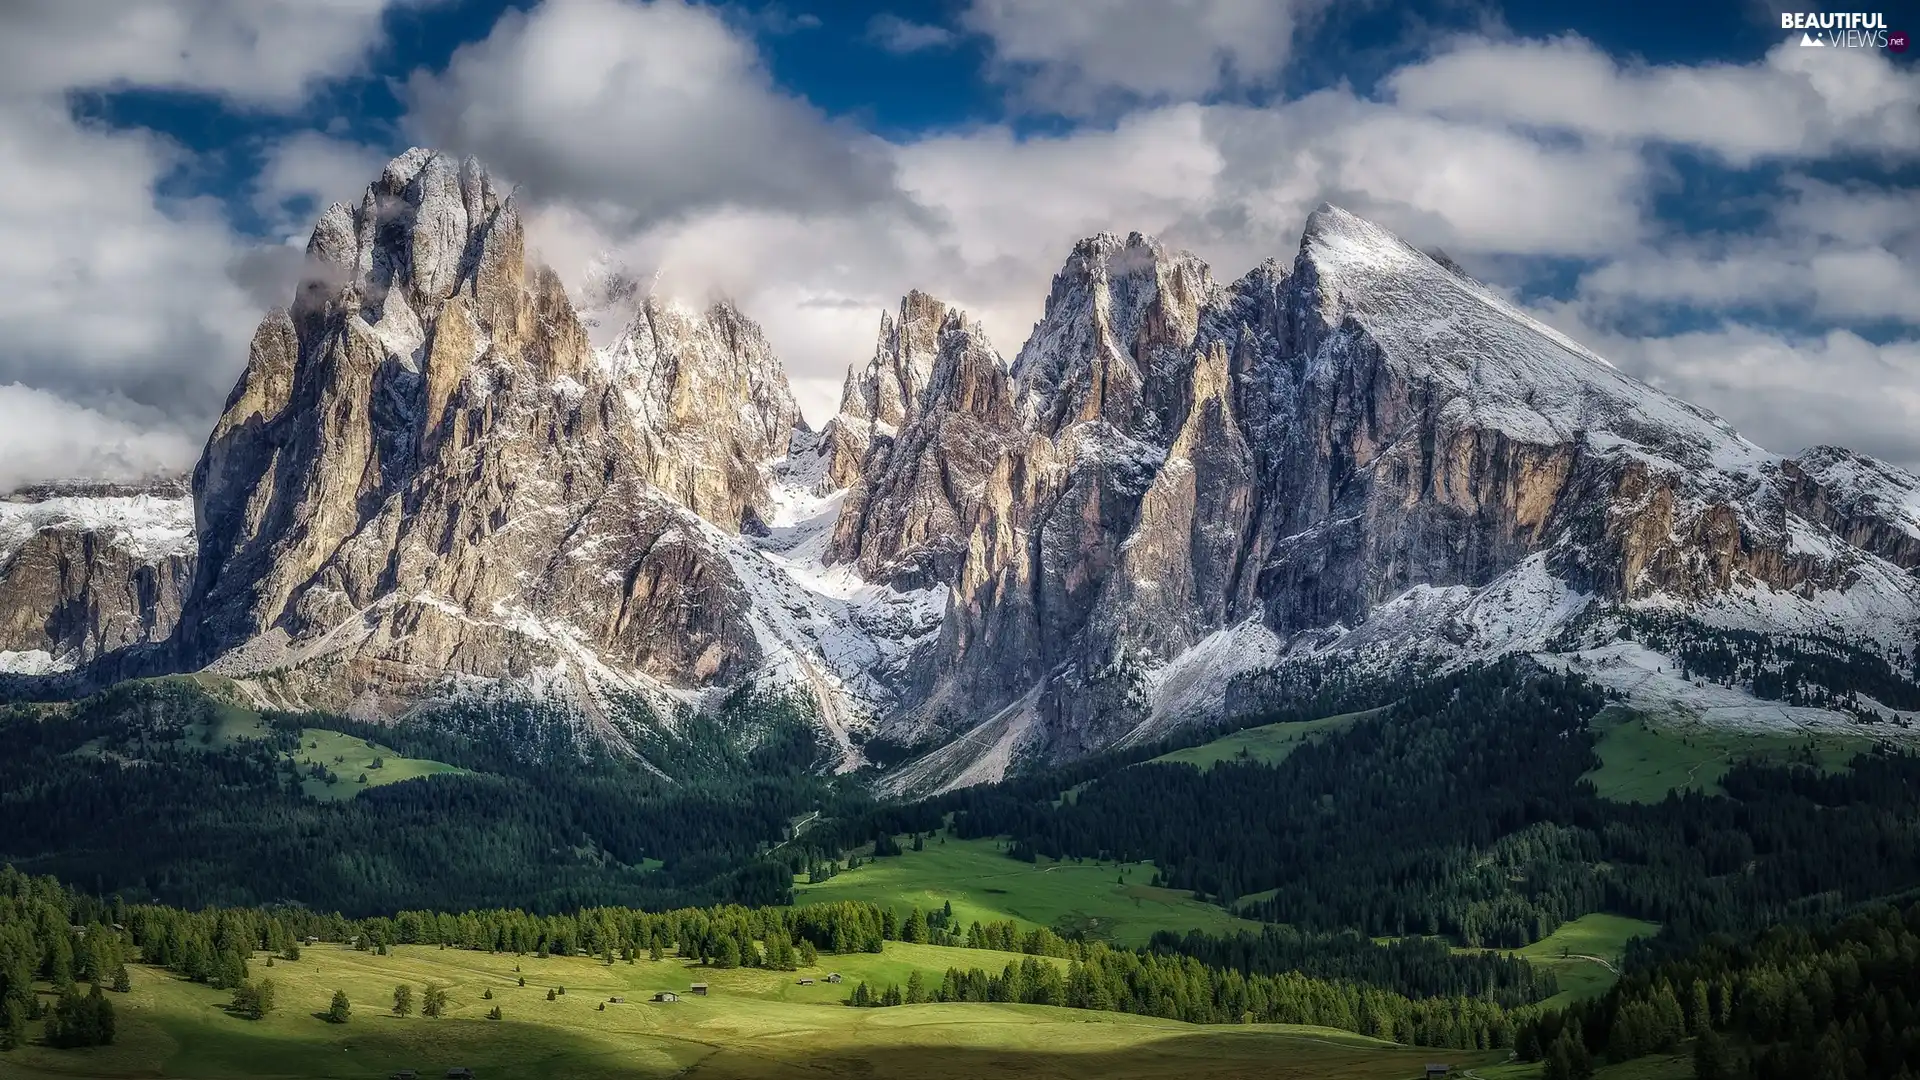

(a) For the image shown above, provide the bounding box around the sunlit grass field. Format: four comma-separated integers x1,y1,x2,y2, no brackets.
1,941,1502,1080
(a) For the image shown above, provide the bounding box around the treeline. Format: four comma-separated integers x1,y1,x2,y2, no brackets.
0,865,1534,1053
0,681,828,913
1146,925,1555,1008
847,948,1519,1048
933,662,1920,953
1520,901,1920,1080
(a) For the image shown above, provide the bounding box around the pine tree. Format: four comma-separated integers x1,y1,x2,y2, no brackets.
902,909,928,944
906,970,926,1004
421,983,448,1018
482,987,493,1000
392,983,414,1017
231,978,275,1020
325,990,351,1024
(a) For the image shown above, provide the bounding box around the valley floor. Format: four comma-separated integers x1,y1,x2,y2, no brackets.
1,943,1501,1080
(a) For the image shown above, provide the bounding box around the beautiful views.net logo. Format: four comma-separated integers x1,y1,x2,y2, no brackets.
1781,11,1907,49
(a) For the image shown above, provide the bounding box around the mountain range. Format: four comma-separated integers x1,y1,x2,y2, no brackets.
4,148,1917,794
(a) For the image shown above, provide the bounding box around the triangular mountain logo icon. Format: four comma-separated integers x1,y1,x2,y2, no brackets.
1800,31,1825,45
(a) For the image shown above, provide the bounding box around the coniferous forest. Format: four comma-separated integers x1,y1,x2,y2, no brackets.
941,662,1920,953
6,649,1920,1076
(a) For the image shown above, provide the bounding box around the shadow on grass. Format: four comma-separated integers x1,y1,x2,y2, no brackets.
49,1012,1498,1080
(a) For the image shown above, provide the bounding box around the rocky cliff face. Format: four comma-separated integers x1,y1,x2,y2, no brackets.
601,295,801,532
177,148,814,730
11,155,1916,786
0,480,193,674
868,206,1920,793
827,305,1022,590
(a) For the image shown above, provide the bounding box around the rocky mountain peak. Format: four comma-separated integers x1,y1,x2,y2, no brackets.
603,293,802,530
826,294,1019,588
11,173,1919,794
816,290,963,491
1012,230,1218,443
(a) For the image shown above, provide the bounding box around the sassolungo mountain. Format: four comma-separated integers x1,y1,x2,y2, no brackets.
3,147,1917,793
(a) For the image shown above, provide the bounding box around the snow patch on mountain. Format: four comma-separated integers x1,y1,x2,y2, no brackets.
0,494,194,564
1535,641,1919,744
0,649,71,676
1120,619,1286,746
1305,204,1773,477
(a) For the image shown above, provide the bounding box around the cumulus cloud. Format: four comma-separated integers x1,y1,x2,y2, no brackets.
961,0,1326,115
0,0,424,490
403,0,899,228
251,131,391,241
0,384,203,494
1534,303,1920,468
1387,36,1920,164
1574,177,1920,326
0,99,262,465
0,0,434,107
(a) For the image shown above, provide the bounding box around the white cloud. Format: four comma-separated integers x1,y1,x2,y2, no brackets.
0,384,203,494
1574,177,1920,325
867,13,958,54
961,0,1325,115
252,131,391,241
0,0,434,107
0,98,261,450
1533,306,1920,468
0,0,427,490
403,0,898,226
1387,36,1920,164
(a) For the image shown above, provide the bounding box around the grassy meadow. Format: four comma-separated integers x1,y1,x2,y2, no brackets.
791,836,1263,946
0,942,1502,1080
1513,913,1661,1007
1583,708,1870,803
72,677,466,802
1147,709,1379,770
286,728,467,801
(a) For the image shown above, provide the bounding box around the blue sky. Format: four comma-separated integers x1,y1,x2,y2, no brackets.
0,0,1915,487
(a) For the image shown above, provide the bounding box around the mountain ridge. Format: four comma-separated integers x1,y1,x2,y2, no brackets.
3,153,1915,791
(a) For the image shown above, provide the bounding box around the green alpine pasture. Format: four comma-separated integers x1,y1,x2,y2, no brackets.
791,837,1264,946
286,728,467,801
1148,709,1380,770
1583,707,1870,803
71,676,466,802
1514,913,1661,1008
1,943,1499,1080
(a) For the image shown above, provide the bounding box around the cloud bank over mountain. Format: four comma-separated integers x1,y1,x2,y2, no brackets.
0,0,1913,485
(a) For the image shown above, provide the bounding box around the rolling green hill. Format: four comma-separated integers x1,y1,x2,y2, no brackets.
792,837,1263,946
2,943,1498,1080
